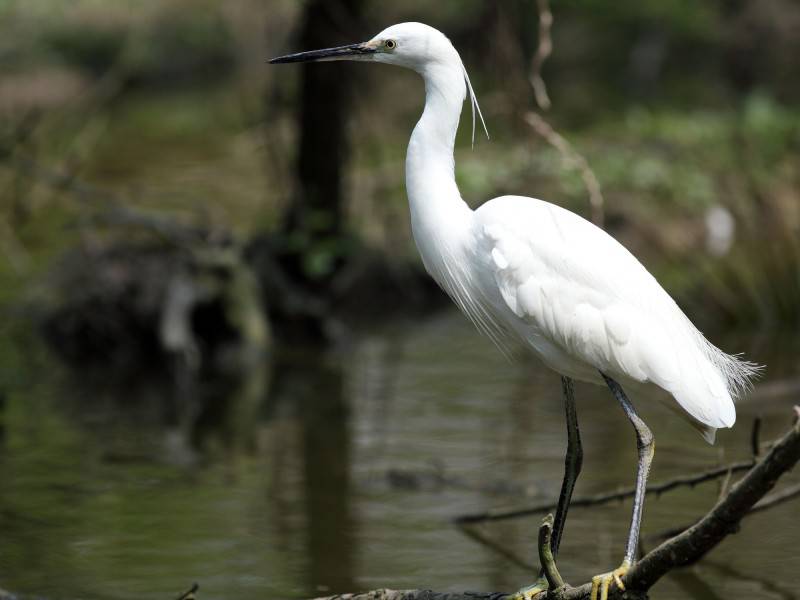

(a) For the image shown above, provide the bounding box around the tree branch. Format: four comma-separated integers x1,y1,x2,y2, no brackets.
314,409,800,600
538,515,564,590
529,0,553,111
623,412,800,593
455,459,754,525
523,113,605,228
175,583,199,600
647,480,800,543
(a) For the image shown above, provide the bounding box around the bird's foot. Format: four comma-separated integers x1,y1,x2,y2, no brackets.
509,577,549,600
590,560,630,600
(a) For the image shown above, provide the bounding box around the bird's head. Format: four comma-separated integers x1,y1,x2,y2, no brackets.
269,22,488,143
269,22,459,74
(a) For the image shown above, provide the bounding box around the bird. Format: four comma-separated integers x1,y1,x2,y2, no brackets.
270,22,759,600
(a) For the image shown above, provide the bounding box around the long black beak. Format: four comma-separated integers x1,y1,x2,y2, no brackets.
269,42,375,64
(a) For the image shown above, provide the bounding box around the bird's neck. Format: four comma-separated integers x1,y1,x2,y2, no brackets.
406,60,473,277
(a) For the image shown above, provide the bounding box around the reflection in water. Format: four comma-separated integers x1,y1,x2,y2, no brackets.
670,567,726,600
0,312,798,600
62,357,271,467
0,391,5,449
186,365,270,460
267,352,355,595
700,559,798,600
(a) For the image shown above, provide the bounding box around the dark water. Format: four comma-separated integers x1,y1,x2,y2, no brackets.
0,311,798,600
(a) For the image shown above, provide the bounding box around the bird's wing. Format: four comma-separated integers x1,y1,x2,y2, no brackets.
474,196,745,430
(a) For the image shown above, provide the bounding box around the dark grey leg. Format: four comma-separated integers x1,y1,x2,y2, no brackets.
601,373,655,564
530,376,583,590
550,375,583,558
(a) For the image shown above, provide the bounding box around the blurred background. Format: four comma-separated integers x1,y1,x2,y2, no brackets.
0,1,798,599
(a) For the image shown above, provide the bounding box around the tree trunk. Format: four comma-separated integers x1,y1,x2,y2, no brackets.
282,0,365,288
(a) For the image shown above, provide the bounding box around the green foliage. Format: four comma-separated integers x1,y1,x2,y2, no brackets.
25,2,235,84
44,21,127,76
123,9,236,85
557,0,717,38
2,0,799,328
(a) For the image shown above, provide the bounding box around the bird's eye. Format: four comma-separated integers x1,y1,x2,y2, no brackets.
384,39,397,50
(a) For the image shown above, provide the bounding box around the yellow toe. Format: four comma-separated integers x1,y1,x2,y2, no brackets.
590,562,630,600
612,569,625,590
590,575,601,600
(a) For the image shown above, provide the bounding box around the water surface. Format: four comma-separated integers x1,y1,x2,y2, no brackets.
0,311,798,599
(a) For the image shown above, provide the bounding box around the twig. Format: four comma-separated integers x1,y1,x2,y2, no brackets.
716,466,733,502
175,583,199,600
316,410,800,600
454,459,753,524
752,481,800,513
624,413,800,594
647,480,800,543
458,525,535,573
538,515,564,590
524,113,605,228
529,0,553,111
521,3,603,228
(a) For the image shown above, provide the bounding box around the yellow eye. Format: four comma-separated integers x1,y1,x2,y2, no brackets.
385,39,397,50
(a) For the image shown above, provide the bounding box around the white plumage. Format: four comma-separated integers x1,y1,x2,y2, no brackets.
269,20,760,597
381,22,757,443
477,197,755,440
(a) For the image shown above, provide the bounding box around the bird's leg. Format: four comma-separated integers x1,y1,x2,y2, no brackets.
551,376,583,558
514,376,583,600
591,373,655,600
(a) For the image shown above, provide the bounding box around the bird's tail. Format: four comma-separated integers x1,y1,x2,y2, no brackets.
674,332,762,444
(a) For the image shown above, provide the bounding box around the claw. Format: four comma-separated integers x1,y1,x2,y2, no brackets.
590,561,630,600
612,570,625,591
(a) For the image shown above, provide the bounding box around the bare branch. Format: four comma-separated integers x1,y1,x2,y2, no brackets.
524,113,605,228
530,0,553,111
752,480,800,512
457,524,535,573
521,3,604,228
175,583,199,600
650,481,800,543
624,413,800,593
314,411,800,600
455,459,754,525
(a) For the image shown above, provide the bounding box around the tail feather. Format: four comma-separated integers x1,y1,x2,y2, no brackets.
701,338,762,401
673,329,762,443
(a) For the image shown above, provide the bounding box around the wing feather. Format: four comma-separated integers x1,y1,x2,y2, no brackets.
475,196,759,432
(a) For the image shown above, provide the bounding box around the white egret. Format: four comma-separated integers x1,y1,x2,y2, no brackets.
270,22,758,600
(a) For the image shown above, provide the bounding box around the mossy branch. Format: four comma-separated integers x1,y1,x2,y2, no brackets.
538,515,564,590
